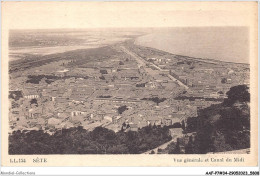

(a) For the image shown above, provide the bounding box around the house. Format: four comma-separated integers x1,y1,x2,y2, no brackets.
153,74,170,83
137,121,148,129
119,70,140,81
57,112,71,119
70,115,85,124
129,123,138,131
37,118,46,126
227,78,232,84
71,111,87,117
28,108,42,119
55,97,69,104
162,118,172,126
147,116,161,126
60,121,74,129
168,128,183,139
209,92,220,99
171,114,184,122
65,77,76,84
47,118,62,127
70,88,94,102
145,82,158,89
55,69,69,77
112,116,123,124
104,116,113,122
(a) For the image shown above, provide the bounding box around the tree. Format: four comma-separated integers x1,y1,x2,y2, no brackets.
148,123,152,129
211,132,233,153
100,70,108,74
185,136,194,154
151,97,166,106
126,124,130,129
221,78,227,84
218,91,224,95
181,120,186,131
225,85,250,105
9,125,172,154
172,122,182,128
118,105,128,114
136,83,146,87
30,98,38,107
186,117,197,132
173,139,181,154
153,123,156,128
99,75,105,80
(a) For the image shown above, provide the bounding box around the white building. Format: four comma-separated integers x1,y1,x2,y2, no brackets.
23,89,39,99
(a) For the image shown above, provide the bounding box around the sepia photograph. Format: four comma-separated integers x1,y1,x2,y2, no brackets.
8,27,251,155
1,1,258,168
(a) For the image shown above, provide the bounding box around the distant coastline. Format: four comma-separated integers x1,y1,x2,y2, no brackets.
135,27,249,64
9,27,250,64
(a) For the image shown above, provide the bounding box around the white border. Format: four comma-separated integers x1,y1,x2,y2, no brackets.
0,0,259,175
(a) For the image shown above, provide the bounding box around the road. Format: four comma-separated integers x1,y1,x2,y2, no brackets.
120,46,189,89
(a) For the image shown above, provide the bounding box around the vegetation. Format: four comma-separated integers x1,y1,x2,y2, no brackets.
100,70,108,74
224,85,250,105
118,105,128,114
8,85,250,155
142,97,166,106
30,98,38,107
98,95,112,98
136,83,146,87
9,126,172,154
180,85,250,154
221,78,227,84
99,75,106,80
9,91,23,101
175,96,223,102
10,46,119,73
26,75,89,84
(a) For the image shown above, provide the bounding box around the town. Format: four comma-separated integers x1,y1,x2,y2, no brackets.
8,39,250,153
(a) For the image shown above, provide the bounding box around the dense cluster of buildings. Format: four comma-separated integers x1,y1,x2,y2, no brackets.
9,43,250,137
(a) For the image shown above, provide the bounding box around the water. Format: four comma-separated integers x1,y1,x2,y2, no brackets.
9,27,249,64
9,28,147,61
135,27,249,64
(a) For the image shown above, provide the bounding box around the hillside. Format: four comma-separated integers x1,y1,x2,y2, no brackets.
184,85,250,154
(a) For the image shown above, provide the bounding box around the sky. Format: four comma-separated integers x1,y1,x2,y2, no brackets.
2,2,257,29
2,2,257,64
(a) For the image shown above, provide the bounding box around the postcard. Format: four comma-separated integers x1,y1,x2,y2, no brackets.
1,1,258,167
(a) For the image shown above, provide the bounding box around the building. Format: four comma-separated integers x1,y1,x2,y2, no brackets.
47,118,62,128
168,128,183,139
147,116,161,126
112,116,124,124
71,111,87,117
129,123,138,131
58,112,71,119
55,69,69,77
162,118,172,126
70,88,93,102
104,116,113,122
23,89,39,99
